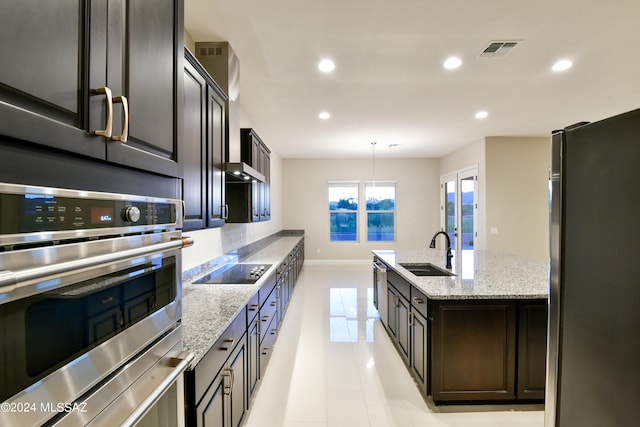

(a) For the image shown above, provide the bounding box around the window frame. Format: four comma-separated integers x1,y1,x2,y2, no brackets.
365,180,397,242
328,181,360,242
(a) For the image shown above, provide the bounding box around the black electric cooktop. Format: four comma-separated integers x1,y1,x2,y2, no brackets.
193,263,272,284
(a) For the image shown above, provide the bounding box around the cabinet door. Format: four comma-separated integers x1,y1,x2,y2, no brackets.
411,310,429,394
199,372,226,427
386,287,398,338
0,0,105,159
105,0,183,177
247,319,260,401
517,301,547,400
396,294,411,364
228,342,246,427
206,85,226,227
431,300,516,402
260,148,271,220
182,59,207,231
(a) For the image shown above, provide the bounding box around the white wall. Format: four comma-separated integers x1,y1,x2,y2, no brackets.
282,158,440,262
439,136,551,260
485,136,550,260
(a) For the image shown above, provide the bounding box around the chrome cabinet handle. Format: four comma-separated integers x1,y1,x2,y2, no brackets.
111,95,129,142
412,297,424,304
93,87,113,138
223,204,229,220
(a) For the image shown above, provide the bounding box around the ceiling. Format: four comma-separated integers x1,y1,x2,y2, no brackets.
185,0,640,159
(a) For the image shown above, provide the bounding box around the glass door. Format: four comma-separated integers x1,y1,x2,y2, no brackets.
441,167,478,250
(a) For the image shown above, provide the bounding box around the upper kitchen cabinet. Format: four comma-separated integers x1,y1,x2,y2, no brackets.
226,128,271,223
0,0,184,178
182,49,227,231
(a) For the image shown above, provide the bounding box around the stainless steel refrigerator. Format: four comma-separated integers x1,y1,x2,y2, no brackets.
546,108,640,427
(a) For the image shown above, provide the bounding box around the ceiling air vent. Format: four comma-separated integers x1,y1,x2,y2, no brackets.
478,40,521,58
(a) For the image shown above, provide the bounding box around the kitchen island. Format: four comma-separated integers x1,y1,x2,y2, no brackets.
373,248,549,404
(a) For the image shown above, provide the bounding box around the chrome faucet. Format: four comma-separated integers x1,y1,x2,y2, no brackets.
429,231,453,269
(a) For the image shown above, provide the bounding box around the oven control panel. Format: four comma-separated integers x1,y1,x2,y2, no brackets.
0,183,181,239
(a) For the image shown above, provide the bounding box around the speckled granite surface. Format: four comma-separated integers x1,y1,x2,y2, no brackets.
373,248,549,300
181,233,303,366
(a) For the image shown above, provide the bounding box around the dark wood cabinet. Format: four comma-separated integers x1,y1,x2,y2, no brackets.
182,50,227,231
387,284,410,365
226,129,271,223
0,0,184,178
186,236,305,426
517,300,547,400
431,300,517,402
196,337,246,427
410,288,429,394
185,309,247,427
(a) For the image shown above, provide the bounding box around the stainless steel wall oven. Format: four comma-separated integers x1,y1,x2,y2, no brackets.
0,183,193,426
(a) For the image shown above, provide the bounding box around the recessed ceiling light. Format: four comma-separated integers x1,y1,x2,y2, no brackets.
475,111,489,119
319,111,331,120
444,56,462,69
552,59,573,72
318,59,335,73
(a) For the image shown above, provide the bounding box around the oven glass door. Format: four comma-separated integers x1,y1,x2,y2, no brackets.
0,242,181,427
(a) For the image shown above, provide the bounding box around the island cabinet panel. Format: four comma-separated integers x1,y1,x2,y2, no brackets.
387,284,410,365
517,300,547,400
410,287,429,393
430,300,517,402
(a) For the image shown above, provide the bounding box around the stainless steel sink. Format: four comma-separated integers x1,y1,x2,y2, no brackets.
398,263,455,277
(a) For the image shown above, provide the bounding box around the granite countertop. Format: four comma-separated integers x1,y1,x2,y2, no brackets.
373,248,549,300
181,234,303,366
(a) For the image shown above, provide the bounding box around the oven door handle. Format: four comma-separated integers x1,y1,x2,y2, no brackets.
0,237,194,291
119,351,194,427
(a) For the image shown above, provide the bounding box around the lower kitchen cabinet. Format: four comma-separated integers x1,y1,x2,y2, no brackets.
196,337,246,427
410,288,429,394
185,236,306,427
431,300,517,402
387,284,410,365
185,309,247,427
517,300,547,400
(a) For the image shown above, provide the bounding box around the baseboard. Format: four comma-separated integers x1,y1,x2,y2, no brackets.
303,259,371,266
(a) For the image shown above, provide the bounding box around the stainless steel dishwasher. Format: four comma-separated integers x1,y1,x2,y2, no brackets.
373,260,388,326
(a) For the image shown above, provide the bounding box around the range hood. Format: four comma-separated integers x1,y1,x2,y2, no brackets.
225,162,265,183
195,42,258,181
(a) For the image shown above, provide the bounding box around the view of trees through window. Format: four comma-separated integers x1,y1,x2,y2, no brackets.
445,176,475,249
329,183,358,241
328,182,396,242
366,183,395,241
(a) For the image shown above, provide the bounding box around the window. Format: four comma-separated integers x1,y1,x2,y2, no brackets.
329,182,358,241
366,182,396,241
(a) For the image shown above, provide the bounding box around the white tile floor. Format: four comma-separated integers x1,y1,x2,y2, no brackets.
243,264,544,427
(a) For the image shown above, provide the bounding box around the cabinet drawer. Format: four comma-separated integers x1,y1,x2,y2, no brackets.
258,271,277,307
188,307,246,404
247,291,260,323
259,314,278,378
259,288,278,344
387,269,410,300
410,287,429,318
